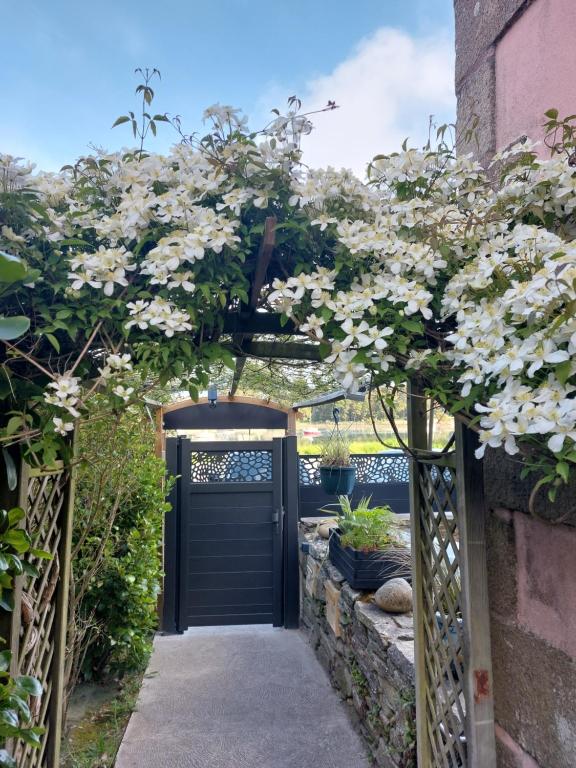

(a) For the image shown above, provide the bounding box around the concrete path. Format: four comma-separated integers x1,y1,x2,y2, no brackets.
115,625,370,768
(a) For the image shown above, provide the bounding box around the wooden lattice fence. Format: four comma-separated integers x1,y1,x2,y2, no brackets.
7,460,75,768
408,383,497,768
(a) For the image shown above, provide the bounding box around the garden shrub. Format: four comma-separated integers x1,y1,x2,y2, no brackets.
67,403,170,687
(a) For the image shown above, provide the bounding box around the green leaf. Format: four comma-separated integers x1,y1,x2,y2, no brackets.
544,108,559,120
0,591,14,611
19,728,43,747
20,562,39,578
0,651,12,672
44,333,60,353
0,316,30,341
3,530,29,554
5,417,23,437
556,461,570,483
0,252,27,283
29,548,52,560
15,676,42,697
555,360,572,386
112,115,131,128
0,706,18,726
7,508,25,526
1,449,17,492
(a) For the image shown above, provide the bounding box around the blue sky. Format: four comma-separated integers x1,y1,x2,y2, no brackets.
2,0,455,173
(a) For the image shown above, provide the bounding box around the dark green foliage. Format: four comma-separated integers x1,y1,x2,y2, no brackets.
327,495,400,551
68,405,171,685
0,507,48,763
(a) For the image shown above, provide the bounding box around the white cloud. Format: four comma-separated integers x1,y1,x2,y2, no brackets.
290,27,455,177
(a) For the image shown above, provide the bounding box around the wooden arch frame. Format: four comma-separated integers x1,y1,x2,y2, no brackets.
156,395,298,456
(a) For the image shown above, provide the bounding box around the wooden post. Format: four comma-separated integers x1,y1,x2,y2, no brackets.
282,435,300,628
455,422,497,767
406,379,431,768
46,445,77,767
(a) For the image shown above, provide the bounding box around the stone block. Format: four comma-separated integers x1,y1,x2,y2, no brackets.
332,658,353,699
455,48,496,167
391,614,414,630
491,617,576,768
326,562,345,584
351,616,369,645
351,687,366,716
324,580,342,638
486,507,518,620
374,738,401,768
388,641,415,684
454,0,529,84
315,636,333,674
305,558,326,601
495,724,542,768
340,583,361,608
483,448,576,526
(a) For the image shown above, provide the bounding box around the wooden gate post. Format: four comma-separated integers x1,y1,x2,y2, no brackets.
407,379,432,768
455,422,497,767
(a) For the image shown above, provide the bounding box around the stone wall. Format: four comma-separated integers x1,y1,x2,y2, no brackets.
455,3,576,764
482,452,576,768
454,0,576,165
299,523,416,768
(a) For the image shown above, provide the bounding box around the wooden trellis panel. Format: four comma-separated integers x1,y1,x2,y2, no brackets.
408,383,496,768
10,461,75,768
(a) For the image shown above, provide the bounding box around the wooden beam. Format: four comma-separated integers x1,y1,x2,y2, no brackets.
227,340,322,361
249,215,277,309
222,312,300,336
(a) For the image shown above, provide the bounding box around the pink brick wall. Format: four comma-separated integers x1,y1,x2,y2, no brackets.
496,0,576,152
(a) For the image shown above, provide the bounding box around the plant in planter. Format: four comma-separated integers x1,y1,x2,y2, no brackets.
325,495,411,590
319,408,356,495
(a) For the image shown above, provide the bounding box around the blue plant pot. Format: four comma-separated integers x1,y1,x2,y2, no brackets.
319,466,356,495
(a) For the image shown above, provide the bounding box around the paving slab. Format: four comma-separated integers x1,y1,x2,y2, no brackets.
116,625,371,768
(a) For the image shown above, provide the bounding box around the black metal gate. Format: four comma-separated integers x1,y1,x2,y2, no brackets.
163,436,299,632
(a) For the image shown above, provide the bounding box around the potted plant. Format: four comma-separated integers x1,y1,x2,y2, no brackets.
319,439,356,495
326,495,411,590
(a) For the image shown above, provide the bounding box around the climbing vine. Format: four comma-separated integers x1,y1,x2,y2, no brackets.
0,70,575,494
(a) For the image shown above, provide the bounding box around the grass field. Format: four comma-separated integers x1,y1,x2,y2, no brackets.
297,417,454,455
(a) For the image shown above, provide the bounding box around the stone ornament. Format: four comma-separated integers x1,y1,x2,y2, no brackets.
374,578,413,614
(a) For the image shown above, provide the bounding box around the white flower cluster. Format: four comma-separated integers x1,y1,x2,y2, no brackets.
69,245,135,296
140,210,239,285
272,141,576,459
44,374,82,434
125,298,192,337
98,352,133,380
9,105,574,468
